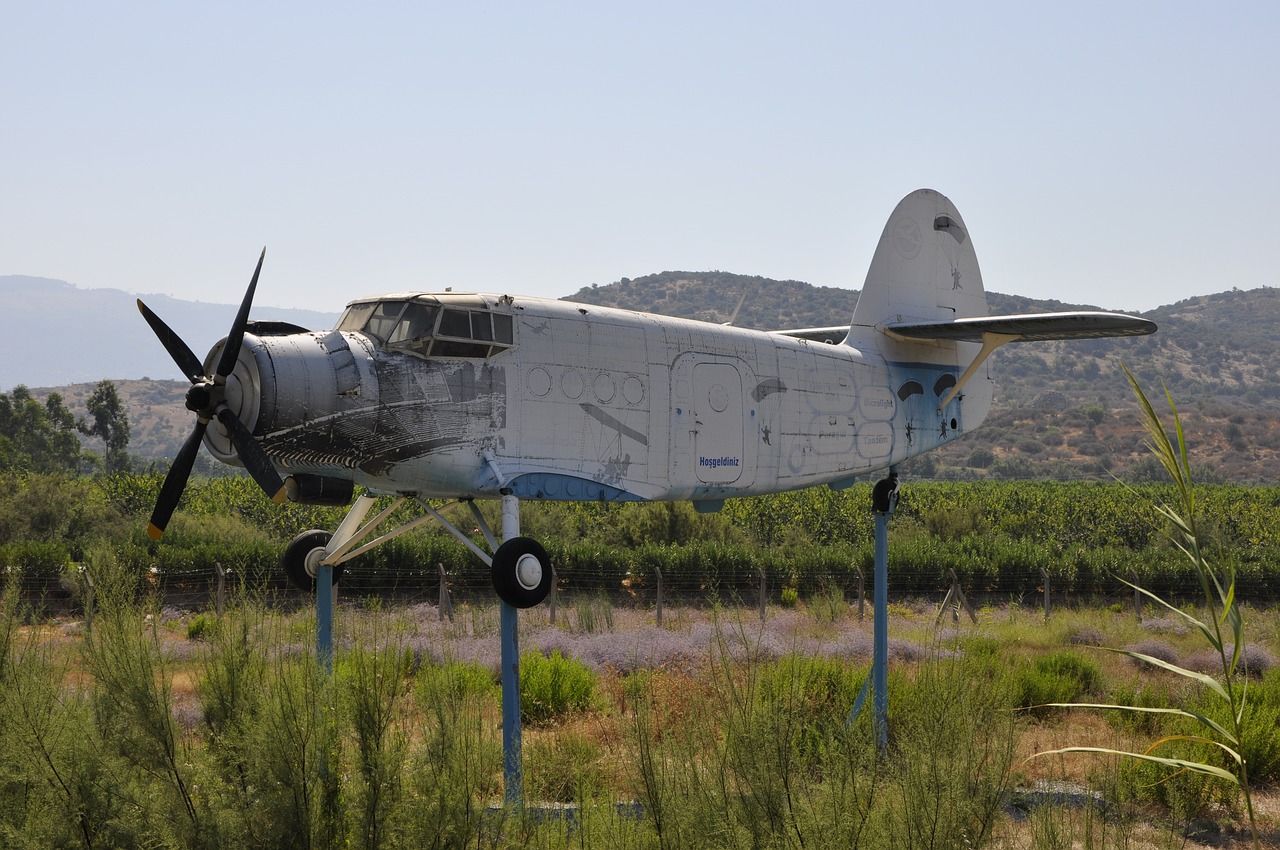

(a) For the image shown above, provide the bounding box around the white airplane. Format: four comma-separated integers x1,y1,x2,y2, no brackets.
139,188,1155,606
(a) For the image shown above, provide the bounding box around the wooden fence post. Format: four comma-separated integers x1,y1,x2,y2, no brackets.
549,565,558,626
83,566,94,634
936,569,977,625
437,563,453,622
759,567,767,622
214,562,227,617
1041,568,1050,623
856,566,866,621
655,566,664,627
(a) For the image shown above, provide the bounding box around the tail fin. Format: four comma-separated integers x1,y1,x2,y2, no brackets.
848,188,987,342
846,189,1155,416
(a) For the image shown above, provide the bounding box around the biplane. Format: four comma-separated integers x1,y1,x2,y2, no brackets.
139,188,1155,605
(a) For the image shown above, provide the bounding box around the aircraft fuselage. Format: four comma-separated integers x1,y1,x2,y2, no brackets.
212,293,989,508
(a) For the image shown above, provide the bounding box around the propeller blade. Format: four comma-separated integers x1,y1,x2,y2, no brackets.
216,247,266,380
137,299,206,383
216,406,287,504
147,420,208,539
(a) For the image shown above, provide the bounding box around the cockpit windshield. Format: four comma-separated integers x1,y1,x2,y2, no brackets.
336,296,513,358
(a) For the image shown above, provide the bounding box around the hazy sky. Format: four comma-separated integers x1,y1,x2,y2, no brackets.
4,2,1276,316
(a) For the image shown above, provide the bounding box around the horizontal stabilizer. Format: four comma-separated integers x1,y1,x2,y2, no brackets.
886,311,1156,343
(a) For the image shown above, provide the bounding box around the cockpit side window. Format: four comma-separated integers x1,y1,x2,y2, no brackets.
386,303,439,356
362,301,409,344
493,314,514,345
437,308,472,340
431,307,513,358
341,298,514,358
336,303,376,334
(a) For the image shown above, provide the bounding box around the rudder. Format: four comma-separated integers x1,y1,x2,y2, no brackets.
848,189,988,343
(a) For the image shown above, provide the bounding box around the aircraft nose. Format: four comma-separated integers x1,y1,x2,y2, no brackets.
200,329,377,468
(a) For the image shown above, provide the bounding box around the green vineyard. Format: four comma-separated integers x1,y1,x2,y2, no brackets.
6,472,1280,605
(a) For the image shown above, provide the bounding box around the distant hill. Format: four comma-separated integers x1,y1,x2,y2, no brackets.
0,276,339,390
564,273,1280,411
13,271,1280,483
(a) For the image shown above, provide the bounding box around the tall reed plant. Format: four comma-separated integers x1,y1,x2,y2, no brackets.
1034,366,1261,848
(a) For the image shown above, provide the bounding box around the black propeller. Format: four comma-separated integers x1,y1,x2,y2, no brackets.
139,249,286,539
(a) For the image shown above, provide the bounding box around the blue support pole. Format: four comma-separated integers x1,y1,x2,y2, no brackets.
500,495,523,807
500,600,521,805
847,470,897,750
872,511,889,752
316,563,334,674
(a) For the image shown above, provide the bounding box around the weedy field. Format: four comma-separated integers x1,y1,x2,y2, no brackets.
4,568,1278,850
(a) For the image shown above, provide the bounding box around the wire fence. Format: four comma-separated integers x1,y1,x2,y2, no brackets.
12,553,1275,623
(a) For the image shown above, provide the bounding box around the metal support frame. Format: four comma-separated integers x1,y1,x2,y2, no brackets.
317,563,335,674
932,331,1019,410
871,510,889,752
500,494,523,807
847,470,897,755
305,482,530,807
318,493,496,570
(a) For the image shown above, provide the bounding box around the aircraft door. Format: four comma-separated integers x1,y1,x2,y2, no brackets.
692,362,744,484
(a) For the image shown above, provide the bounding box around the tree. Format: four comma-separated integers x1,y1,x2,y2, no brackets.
79,380,131,473
0,386,82,473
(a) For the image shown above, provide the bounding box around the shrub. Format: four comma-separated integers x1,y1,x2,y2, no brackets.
966,447,995,469
757,654,862,768
806,584,847,624
0,540,70,590
525,732,604,803
1123,639,1179,667
573,594,614,634
1016,651,1103,711
1065,625,1105,646
418,661,496,704
519,649,600,725
185,613,213,641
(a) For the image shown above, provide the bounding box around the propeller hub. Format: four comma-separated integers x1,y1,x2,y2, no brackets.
185,382,214,414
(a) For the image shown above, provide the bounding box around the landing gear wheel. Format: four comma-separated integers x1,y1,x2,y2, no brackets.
282,529,343,592
490,537,552,609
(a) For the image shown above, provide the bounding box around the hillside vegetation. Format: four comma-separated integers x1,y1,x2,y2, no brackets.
24,274,1280,482
566,273,1280,483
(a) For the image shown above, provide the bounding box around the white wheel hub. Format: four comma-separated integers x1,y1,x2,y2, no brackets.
304,547,328,580
515,553,543,590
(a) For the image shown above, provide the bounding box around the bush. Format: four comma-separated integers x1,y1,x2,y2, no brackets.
185,613,213,641
418,661,496,704
520,649,600,725
525,732,604,803
1016,651,1103,712
757,654,862,768
0,540,70,591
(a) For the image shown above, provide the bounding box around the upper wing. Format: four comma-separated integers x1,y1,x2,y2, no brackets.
886,311,1156,343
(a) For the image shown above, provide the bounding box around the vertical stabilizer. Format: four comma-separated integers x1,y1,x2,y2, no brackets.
846,189,995,448
848,189,987,344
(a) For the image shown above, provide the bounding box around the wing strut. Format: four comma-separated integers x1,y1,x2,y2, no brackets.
935,332,1017,410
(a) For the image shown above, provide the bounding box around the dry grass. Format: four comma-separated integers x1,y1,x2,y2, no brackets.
9,595,1280,846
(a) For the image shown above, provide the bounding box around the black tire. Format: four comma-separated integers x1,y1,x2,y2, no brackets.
282,529,342,592
490,537,552,609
